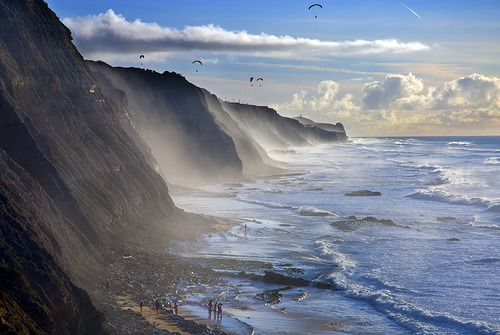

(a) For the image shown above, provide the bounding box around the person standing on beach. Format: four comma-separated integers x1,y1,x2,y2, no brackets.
155,299,160,314
208,299,213,317
140,300,144,312
217,303,222,320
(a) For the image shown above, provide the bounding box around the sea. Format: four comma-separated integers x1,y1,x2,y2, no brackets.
170,136,500,335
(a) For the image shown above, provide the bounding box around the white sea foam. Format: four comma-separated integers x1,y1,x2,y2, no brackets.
482,157,500,165
298,206,337,217
329,273,500,335
314,239,356,271
448,141,471,146
407,187,498,210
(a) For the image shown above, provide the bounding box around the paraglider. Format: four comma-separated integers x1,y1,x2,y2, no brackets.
256,78,263,87
192,60,203,72
250,77,254,86
308,4,322,18
139,54,145,65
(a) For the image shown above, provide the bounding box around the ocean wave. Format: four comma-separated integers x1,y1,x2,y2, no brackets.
314,240,356,271
448,141,471,146
466,257,500,266
394,139,418,146
432,166,488,188
236,196,338,218
386,158,443,171
236,195,294,210
482,157,500,165
407,188,499,211
329,273,500,334
487,204,500,213
298,206,337,217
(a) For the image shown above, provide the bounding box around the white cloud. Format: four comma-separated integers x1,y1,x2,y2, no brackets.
362,73,426,109
271,80,361,120
362,73,500,112
63,9,430,61
273,74,500,136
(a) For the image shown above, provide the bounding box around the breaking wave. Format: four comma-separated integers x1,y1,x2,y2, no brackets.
482,157,500,165
448,141,471,146
328,266,500,334
407,188,499,211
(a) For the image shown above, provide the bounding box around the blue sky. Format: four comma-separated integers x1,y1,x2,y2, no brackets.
47,0,500,136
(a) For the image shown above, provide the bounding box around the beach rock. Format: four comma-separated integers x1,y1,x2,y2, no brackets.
255,286,292,305
344,190,382,196
299,209,332,216
437,217,456,222
361,217,396,226
263,271,309,287
331,216,396,232
312,281,334,290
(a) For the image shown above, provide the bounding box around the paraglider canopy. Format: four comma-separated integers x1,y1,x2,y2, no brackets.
139,55,145,59
308,3,322,18
308,3,322,10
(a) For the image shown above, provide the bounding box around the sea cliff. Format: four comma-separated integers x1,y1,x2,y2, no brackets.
0,0,347,333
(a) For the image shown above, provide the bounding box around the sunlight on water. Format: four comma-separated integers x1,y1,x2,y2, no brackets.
172,136,500,335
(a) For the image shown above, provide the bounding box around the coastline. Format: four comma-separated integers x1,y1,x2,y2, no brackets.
86,217,244,335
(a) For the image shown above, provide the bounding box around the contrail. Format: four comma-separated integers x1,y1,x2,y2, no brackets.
400,1,421,19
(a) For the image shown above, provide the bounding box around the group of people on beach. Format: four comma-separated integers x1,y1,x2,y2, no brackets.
140,296,178,315
208,299,223,320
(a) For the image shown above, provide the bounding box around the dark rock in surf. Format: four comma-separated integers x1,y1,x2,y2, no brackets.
263,271,309,287
437,217,456,222
344,190,382,196
255,286,292,305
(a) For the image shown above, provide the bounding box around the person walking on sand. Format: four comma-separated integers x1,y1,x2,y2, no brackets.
140,300,144,312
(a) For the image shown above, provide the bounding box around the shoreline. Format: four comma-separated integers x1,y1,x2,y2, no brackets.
86,217,245,335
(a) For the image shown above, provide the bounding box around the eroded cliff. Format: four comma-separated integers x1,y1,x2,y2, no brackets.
87,62,244,185
0,0,184,332
222,101,347,151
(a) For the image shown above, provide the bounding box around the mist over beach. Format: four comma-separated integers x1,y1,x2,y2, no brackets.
1,0,499,334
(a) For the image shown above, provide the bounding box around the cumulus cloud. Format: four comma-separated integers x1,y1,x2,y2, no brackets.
273,73,500,135
271,80,361,120
362,73,500,112
63,9,430,61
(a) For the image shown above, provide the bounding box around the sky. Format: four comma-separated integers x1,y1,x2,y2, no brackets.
46,0,500,136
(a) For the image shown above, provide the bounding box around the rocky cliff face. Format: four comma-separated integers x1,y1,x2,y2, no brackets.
0,150,105,334
294,116,346,134
0,0,347,332
201,90,282,176
222,102,347,151
0,0,181,332
87,62,244,185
